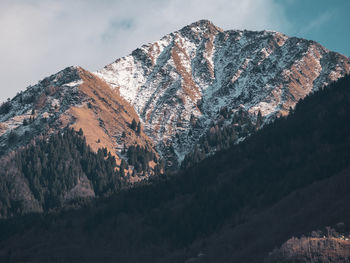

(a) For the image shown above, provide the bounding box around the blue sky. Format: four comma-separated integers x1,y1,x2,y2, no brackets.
0,0,349,102
278,0,350,57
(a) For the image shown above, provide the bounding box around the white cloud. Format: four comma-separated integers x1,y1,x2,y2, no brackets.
0,0,290,102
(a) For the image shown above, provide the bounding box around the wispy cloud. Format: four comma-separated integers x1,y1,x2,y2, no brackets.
298,10,335,35
0,0,290,101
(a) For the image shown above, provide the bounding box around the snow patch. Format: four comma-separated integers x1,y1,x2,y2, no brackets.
64,80,83,87
94,24,350,166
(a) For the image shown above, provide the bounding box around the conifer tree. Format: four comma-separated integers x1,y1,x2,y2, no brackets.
130,119,137,130
256,110,263,129
136,122,141,135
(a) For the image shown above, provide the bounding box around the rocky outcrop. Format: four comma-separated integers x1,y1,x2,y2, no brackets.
95,20,350,167
1,20,349,170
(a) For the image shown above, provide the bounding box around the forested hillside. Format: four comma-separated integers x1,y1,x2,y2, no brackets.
0,128,122,218
0,74,350,262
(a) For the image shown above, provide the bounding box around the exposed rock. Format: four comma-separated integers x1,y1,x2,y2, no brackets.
1,20,350,171
95,20,350,167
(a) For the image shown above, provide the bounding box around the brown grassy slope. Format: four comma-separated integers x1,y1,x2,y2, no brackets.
60,68,156,164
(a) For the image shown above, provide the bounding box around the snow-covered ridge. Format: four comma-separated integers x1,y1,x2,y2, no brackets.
95,20,350,166
1,20,349,169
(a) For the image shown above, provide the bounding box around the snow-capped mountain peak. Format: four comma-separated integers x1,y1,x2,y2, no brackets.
1,20,349,170
95,20,350,166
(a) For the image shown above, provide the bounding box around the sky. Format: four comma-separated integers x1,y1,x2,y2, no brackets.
0,0,349,102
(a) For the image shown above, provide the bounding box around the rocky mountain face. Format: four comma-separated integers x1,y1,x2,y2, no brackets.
0,67,156,167
1,74,350,262
0,67,159,217
1,20,350,172
1,18,350,263
95,20,350,168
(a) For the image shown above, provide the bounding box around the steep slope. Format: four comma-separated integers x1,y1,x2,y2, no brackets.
0,66,157,173
1,73,349,262
1,20,349,171
96,20,350,167
0,128,122,218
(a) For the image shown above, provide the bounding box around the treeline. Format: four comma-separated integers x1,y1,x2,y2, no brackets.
120,144,164,177
86,74,350,248
158,75,350,246
127,145,156,172
0,128,121,217
182,107,261,168
1,75,350,262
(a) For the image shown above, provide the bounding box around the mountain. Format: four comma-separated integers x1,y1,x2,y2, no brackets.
0,20,350,217
0,128,122,217
95,19,350,167
2,20,349,171
0,67,161,217
0,67,160,177
1,69,350,263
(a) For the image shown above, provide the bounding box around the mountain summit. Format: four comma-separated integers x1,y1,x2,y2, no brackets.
95,20,350,166
1,19,350,262
1,20,350,171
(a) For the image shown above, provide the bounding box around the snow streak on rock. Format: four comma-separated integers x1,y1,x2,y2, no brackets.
95,20,350,166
